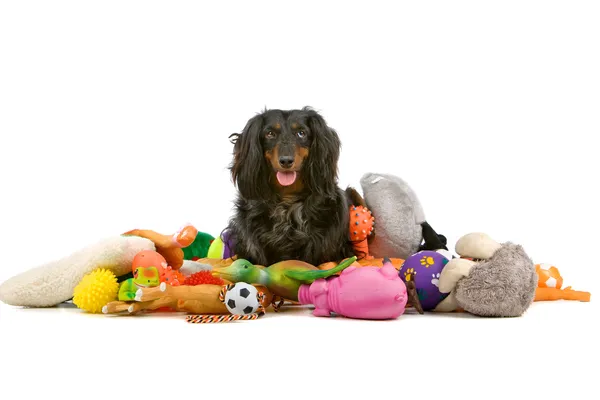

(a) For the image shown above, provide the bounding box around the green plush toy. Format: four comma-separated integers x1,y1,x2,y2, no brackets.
182,232,215,260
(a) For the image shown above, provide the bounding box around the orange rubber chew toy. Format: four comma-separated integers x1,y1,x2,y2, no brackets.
349,205,375,259
123,224,198,269
534,264,590,302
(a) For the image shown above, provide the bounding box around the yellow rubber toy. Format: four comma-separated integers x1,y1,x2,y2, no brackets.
207,235,225,259
73,269,119,313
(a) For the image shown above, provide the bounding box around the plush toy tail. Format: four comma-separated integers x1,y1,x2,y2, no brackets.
535,287,591,302
285,256,358,282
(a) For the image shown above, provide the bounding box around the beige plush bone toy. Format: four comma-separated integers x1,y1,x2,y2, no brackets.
434,232,538,317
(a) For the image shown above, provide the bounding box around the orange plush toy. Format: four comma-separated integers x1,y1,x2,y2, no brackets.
123,224,199,269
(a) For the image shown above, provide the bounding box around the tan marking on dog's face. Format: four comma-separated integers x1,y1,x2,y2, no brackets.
266,147,280,170
273,123,281,130
265,149,273,161
297,147,309,161
291,122,300,130
292,147,309,170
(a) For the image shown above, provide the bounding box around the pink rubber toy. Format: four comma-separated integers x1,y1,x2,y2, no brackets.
297,259,408,320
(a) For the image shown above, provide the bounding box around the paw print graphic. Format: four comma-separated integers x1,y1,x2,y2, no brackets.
420,256,435,268
431,273,440,287
404,268,416,281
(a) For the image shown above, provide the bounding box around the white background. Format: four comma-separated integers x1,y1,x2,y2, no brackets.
1,1,599,399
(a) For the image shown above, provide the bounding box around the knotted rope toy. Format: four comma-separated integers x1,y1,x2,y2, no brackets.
186,283,267,324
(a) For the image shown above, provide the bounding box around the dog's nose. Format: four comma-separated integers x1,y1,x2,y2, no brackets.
278,156,295,169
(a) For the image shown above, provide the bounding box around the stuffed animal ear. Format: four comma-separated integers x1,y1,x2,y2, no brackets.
455,232,501,259
419,221,448,251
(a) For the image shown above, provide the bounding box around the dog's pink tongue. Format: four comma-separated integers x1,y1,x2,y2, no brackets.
276,171,297,186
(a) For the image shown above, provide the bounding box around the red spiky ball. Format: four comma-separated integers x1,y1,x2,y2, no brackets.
184,271,224,286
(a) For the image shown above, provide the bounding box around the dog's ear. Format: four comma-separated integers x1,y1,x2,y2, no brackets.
229,114,272,200
304,109,341,197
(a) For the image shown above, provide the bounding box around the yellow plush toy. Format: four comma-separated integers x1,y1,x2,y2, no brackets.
73,269,119,313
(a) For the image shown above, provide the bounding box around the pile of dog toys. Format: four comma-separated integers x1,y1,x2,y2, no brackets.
0,172,591,323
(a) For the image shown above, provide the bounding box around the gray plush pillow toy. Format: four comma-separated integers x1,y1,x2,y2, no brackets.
360,172,447,259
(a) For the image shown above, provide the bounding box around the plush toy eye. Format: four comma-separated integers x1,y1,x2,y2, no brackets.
266,131,276,139
244,265,248,269
296,131,306,139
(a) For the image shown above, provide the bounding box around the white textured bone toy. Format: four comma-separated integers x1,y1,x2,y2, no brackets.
0,235,155,307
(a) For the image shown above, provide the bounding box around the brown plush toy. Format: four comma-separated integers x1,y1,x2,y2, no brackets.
122,224,199,269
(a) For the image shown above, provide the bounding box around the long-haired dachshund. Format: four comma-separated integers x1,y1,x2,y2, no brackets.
225,107,363,266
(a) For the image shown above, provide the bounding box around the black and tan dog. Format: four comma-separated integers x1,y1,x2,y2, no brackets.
226,107,361,266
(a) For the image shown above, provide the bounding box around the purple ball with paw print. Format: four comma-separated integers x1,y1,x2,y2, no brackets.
399,250,450,311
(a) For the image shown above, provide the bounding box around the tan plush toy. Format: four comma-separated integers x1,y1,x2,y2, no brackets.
435,232,591,314
434,233,499,312
434,232,538,317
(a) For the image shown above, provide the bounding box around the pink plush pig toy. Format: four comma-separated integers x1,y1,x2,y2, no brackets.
298,258,417,320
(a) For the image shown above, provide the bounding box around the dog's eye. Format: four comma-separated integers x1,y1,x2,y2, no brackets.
266,131,277,139
296,131,306,139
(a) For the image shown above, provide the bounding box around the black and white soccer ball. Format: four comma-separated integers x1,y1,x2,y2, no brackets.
224,282,260,315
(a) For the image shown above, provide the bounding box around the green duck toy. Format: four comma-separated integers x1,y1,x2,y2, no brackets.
211,256,358,301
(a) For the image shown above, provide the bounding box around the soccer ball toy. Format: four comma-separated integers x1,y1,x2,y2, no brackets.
224,282,260,315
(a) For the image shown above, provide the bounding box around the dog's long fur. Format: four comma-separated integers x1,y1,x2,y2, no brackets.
226,107,357,266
